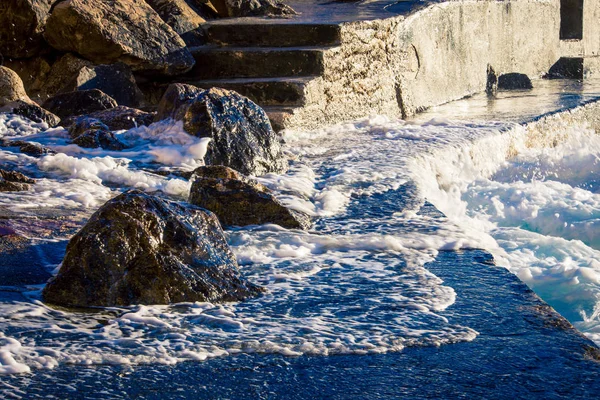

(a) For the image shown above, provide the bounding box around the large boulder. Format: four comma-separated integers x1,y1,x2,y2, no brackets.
42,190,263,307
155,83,205,121
42,89,118,120
166,87,288,176
0,67,32,106
40,53,93,99
189,165,310,229
0,169,35,192
145,0,206,46
58,63,144,108
497,73,533,90
0,100,61,127
0,0,54,59
210,0,296,17
44,0,195,76
3,57,52,101
65,106,155,132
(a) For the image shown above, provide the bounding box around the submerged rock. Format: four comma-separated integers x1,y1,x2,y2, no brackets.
166,87,288,176
42,89,119,120
65,106,155,132
0,140,55,157
42,190,263,307
498,73,533,90
68,117,110,139
0,100,61,127
211,0,296,17
145,0,207,46
44,0,195,76
72,129,127,151
189,165,310,229
0,0,54,59
0,168,35,192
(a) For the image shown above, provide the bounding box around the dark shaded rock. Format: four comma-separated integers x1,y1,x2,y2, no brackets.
59,63,144,108
40,53,94,99
42,190,263,307
0,66,33,106
65,106,155,133
3,57,52,101
68,117,110,139
0,100,61,127
189,165,310,229
210,0,296,17
0,168,35,192
0,0,54,59
172,87,288,175
486,64,497,96
0,139,55,157
42,89,118,120
44,0,195,76
72,129,127,150
145,0,207,46
155,83,205,121
497,73,533,90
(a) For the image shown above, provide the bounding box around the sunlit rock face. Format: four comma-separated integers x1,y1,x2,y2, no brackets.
42,190,264,307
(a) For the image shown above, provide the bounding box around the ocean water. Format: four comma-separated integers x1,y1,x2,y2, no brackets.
1,81,600,395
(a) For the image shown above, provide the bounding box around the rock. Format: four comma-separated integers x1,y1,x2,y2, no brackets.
145,0,206,46
42,190,263,307
42,89,118,120
3,57,52,101
40,53,93,99
0,168,35,192
0,0,54,59
0,100,61,127
172,87,288,175
155,83,205,121
497,73,533,90
44,0,195,76
72,129,127,150
0,67,33,106
59,63,144,108
211,0,296,17
189,165,311,229
65,106,155,131
0,139,55,157
68,117,109,139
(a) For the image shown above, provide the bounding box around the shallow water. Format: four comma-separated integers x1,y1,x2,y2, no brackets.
1,79,600,396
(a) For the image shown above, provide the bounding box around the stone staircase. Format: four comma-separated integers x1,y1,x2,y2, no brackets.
179,22,342,130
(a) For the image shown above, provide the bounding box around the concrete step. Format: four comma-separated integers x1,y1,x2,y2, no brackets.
182,76,315,107
187,46,326,79
204,23,341,48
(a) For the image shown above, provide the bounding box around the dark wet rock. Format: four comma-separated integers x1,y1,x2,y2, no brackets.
210,0,296,17
0,168,35,192
72,129,127,151
145,0,207,46
40,53,94,99
189,165,310,229
0,100,61,127
155,83,205,121
171,87,288,176
59,63,145,108
0,67,33,107
68,117,110,139
0,0,54,59
44,0,195,76
485,65,497,96
498,73,533,90
3,57,52,101
65,106,155,133
42,190,263,307
0,139,55,157
42,89,118,120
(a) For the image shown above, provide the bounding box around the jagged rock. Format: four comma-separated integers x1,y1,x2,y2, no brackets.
72,129,127,150
0,140,55,157
498,73,533,90
44,0,195,76
40,53,93,99
3,57,52,101
68,117,110,139
0,100,60,127
0,168,35,192
0,0,54,59
189,165,310,229
0,67,33,107
169,87,288,175
42,89,118,120
155,83,205,121
65,106,155,134
42,190,263,307
59,63,144,108
210,0,296,17
145,0,207,46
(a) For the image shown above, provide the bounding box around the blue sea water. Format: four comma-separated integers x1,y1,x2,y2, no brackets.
1,79,600,397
